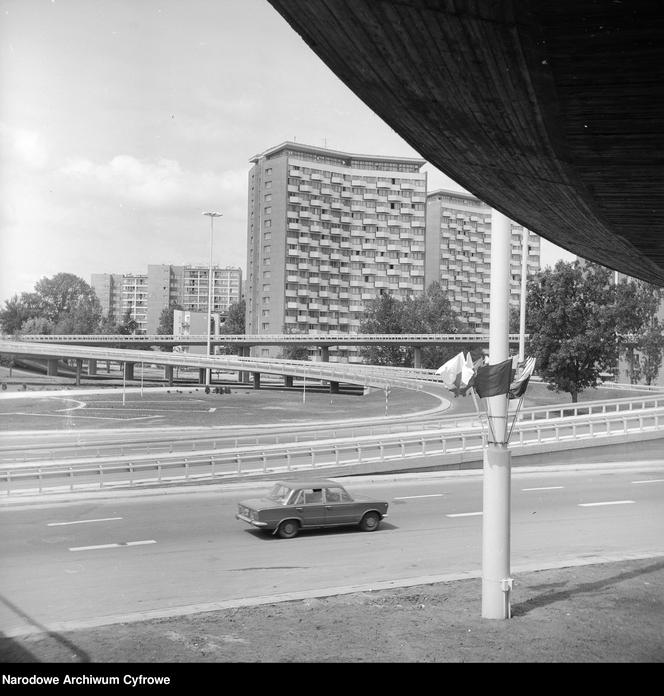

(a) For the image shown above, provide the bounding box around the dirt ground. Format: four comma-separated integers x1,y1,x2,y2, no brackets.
2,556,662,664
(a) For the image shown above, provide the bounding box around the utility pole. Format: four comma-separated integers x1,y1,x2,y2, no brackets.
482,209,513,619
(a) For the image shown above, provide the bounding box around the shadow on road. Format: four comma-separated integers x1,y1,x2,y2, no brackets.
0,594,90,663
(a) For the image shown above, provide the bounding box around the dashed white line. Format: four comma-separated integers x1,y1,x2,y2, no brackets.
48,517,122,527
632,479,664,484
578,500,635,507
522,486,564,491
393,494,444,500
446,511,483,518
69,540,157,552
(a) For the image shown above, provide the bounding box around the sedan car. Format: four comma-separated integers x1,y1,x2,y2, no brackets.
235,479,389,538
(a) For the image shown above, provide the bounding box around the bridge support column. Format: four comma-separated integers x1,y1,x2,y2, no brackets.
164,365,174,386
198,368,207,385
87,359,97,376
413,346,422,369
123,362,135,381
75,359,82,386
46,358,59,376
482,208,512,621
252,372,261,389
320,346,329,362
284,375,294,388
329,381,339,394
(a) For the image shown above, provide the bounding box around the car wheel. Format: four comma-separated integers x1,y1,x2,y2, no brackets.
359,512,381,532
277,520,299,539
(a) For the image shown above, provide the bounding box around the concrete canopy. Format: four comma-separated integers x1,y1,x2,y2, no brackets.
268,0,664,286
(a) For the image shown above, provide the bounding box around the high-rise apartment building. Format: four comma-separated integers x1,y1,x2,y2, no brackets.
425,189,540,331
246,142,428,360
91,265,242,335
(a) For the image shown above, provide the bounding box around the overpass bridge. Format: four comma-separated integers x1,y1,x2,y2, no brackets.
10,333,525,368
0,339,452,392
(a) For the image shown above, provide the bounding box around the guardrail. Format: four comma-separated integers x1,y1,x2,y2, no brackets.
3,406,663,495
8,333,525,345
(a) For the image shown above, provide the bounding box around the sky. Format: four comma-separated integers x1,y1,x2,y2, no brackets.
0,0,574,305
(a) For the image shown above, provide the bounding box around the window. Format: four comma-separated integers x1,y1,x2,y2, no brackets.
265,167,272,176
325,487,352,503
264,206,272,215
265,193,272,202
264,220,272,228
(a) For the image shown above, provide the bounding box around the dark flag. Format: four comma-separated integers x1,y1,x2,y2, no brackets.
474,358,513,398
509,356,536,399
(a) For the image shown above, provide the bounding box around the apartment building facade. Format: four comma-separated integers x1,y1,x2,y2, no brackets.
246,142,428,360
425,189,541,331
91,265,242,335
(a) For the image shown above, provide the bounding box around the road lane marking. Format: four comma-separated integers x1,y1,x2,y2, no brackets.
578,500,635,507
446,511,482,517
393,494,444,500
522,486,564,491
48,517,122,527
69,540,157,552
632,479,664,484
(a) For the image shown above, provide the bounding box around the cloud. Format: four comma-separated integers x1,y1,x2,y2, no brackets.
59,154,246,211
0,123,49,169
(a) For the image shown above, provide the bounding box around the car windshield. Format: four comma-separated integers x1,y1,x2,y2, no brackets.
267,484,293,504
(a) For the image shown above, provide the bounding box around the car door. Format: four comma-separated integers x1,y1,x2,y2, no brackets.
323,486,358,525
293,488,327,527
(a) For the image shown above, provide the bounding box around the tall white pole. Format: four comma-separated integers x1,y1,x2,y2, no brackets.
202,212,222,387
518,229,529,363
482,209,513,620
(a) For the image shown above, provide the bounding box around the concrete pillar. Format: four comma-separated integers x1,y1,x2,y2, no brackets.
284,375,294,388
46,358,59,376
87,359,97,376
123,362,135,381
320,346,330,362
75,359,82,386
252,372,261,389
164,365,174,386
106,360,111,374
413,346,422,369
482,209,512,620
329,381,340,394
199,368,207,385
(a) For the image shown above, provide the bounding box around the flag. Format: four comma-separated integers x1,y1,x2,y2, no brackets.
457,351,476,396
474,358,513,398
436,352,480,396
436,352,465,395
509,356,536,399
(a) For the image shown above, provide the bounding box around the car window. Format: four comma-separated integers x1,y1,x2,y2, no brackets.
303,488,323,504
268,484,293,504
325,487,351,503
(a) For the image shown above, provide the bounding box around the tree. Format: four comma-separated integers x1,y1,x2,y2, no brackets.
637,319,664,385
360,284,461,367
157,302,183,336
360,293,411,366
221,299,246,335
28,273,102,334
526,260,620,402
403,282,462,369
219,299,246,356
0,292,42,334
614,278,663,383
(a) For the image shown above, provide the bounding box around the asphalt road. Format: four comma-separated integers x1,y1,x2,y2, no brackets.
1,461,663,638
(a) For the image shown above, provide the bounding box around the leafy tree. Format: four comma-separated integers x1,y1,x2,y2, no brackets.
526,260,620,402
360,284,461,368
157,302,183,335
218,299,246,356
360,293,411,366
20,316,54,335
0,292,42,334
221,299,246,335
29,273,102,334
117,309,138,335
637,318,664,385
614,279,663,383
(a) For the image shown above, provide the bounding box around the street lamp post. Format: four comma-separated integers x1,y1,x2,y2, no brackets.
202,211,222,387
